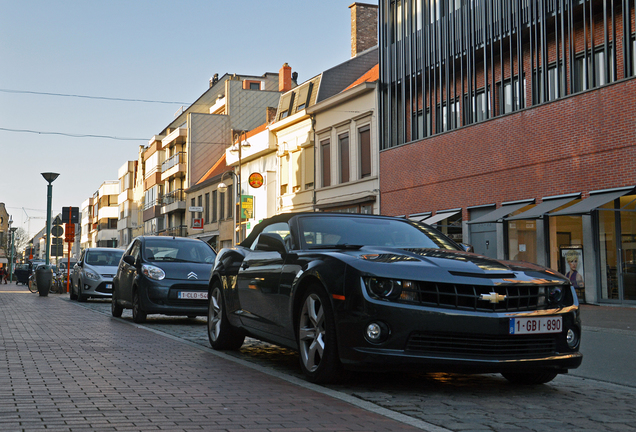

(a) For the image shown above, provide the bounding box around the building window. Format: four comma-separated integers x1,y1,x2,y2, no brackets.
292,150,301,193
304,146,314,189
498,77,527,115
219,191,225,220
212,190,218,222
226,184,233,220
279,93,295,119
438,100,460,132
321,139,331,187
204,193,210,225
359,126,371,178
295,82,313,111
339,133,350,184
197,195,203,219
535,63,565,102
280,153,289,195
574,47,615,93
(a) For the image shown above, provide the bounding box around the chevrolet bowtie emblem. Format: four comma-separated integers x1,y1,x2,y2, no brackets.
480,292,506,304
187,272,198,280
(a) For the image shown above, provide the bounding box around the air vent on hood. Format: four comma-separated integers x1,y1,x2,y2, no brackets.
449,271,516,279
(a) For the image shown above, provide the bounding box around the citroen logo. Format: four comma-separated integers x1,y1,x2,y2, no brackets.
480,292,506,304
187,272,198,280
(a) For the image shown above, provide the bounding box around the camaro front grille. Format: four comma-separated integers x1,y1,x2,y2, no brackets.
406,332,557,359
403,282,560,312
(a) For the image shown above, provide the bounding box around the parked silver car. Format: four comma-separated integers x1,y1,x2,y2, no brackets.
71,248,124,302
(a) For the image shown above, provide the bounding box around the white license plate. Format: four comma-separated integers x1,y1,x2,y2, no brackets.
105,284,112,289
509,316,562,335
178,291,208,300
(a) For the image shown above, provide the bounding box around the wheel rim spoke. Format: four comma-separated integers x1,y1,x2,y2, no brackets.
300,294,325,371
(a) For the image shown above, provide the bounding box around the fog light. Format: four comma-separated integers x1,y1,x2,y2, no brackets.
365,322,390,344
566,329,579,348
366,323,381,340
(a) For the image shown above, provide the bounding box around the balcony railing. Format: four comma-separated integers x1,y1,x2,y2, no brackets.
158,225,188,237
162,152,186,173
161,189,185,206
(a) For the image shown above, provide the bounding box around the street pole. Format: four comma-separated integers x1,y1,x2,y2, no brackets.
41,172,59,266
9,227,17,283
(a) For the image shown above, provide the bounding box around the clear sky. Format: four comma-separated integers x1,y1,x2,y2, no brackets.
0,0,363,237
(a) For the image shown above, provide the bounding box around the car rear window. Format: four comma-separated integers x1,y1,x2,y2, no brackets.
144,239,216,264
85,250,124,266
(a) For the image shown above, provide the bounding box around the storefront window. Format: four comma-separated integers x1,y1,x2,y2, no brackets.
598,204,618,300
508,220,537,263
619,196,636,301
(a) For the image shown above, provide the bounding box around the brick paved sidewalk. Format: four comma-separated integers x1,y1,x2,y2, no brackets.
0,285,426,432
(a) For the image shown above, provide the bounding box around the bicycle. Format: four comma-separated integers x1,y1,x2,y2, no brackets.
28,274,38,293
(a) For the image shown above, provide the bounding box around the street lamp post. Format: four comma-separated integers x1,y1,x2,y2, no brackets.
9,227,17,283
230,130,250,244
41,172,60,266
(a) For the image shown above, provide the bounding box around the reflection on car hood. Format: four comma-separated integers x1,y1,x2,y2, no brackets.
341,247,567,283
150,262,214,281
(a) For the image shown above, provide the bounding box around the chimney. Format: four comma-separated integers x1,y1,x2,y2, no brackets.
349,3,378,57
279,63,292,92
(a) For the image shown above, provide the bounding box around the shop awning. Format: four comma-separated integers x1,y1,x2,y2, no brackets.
0,258,7,264
408,212,431,223
506,195,579,221
421,210,460,225
550,188,634,216
467,201,534,224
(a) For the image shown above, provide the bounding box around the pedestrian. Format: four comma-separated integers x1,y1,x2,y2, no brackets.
0,267,6,284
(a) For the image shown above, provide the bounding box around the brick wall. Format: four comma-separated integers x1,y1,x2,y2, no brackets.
379,77,636,218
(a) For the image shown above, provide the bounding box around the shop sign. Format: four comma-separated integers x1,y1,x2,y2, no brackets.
192,218,204,230
248,172,264,188
241,195,254,219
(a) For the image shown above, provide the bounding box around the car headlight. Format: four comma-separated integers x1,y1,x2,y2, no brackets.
141,264,165,281
365,278,418,301
84,270,100,281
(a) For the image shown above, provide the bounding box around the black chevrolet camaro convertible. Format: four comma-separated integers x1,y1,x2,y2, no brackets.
207,212,582,384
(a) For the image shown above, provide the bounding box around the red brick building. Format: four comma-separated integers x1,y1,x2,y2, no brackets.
378,0,636,305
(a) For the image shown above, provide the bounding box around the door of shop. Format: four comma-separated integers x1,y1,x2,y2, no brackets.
598,196,636,303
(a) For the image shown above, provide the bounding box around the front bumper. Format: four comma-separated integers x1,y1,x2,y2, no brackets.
138,279,209,316
336,297,583,374
81,277,114,298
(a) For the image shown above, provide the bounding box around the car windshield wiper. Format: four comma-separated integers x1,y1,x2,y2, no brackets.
308,244,363,250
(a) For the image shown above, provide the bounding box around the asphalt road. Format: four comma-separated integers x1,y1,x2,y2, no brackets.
68,297,636,432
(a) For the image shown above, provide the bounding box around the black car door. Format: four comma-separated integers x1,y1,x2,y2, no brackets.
118,240,141,304
235,222,291,337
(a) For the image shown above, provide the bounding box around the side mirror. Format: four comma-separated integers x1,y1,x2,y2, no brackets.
460,243,474,253
255,233,287,256
123,255,136,266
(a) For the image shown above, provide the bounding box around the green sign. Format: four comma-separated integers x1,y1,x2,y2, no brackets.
241,195,254,220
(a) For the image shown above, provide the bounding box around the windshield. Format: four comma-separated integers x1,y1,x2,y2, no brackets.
299,216,460,250
85,250,124,266
144,239,216,264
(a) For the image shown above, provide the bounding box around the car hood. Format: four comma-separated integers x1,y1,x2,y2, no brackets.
337,247,568,285
149,261,213,281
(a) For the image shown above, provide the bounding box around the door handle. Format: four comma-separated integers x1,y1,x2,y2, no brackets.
241,262,250,270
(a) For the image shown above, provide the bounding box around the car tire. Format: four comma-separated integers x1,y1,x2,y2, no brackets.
207,283,244,350
77,280,87,302
111,286,123,318
132,289,146,323
501,370,559,385
297,284,343,384
69,281,77,300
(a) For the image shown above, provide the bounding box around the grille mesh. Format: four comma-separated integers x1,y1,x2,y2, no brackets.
406,332,557,359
